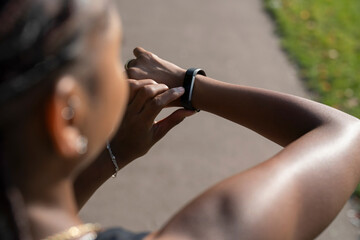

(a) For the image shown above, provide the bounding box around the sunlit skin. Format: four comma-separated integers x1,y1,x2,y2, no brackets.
2,1,193,239
3,0,360,239
126,48,360,240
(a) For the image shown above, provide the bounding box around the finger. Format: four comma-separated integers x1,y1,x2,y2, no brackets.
129,84,169,114
133,47,147,58
152,109,196,143
142,87,185,123
126,67,148,80
127,79,158,103
124,59,137,70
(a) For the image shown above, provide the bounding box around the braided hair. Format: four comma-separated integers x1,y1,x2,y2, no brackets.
0,0,101,239
0,0,82,105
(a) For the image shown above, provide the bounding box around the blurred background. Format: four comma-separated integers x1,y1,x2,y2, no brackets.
80,0,360,239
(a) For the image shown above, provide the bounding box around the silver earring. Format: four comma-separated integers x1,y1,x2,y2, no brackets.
75,135,88,155
61,96,80,120
61,106,75,120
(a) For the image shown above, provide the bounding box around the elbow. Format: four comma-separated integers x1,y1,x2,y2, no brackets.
335,115,360,139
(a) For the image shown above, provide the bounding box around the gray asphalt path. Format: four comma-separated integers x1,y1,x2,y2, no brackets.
80,1,358,239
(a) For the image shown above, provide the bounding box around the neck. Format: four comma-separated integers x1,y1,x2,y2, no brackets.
25,177,83,239
3,145,83,239
2,119,85,239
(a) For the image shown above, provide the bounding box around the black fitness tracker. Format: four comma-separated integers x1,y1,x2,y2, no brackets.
181,68,206,111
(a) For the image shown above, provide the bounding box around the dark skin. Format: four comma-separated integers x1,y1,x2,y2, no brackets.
4,1,360,239
123,47,360,240
74,79,194,209
2,2,192,239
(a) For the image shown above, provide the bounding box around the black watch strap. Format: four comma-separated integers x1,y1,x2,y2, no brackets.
181,68,206,111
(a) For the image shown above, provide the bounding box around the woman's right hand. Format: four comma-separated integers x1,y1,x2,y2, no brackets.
126,47,186,89
110,78,195,163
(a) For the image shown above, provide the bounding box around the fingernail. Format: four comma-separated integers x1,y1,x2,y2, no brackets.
174,87,185,93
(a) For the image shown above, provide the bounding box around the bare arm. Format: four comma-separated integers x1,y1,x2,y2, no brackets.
128,48,360,240
74,79,194,209
190,75,330,146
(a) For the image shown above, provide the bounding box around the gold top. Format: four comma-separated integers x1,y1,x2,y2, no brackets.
43,223,102,240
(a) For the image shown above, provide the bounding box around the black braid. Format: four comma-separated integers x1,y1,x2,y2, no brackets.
0,1,82,239
0,0,28,37
0,0,81,105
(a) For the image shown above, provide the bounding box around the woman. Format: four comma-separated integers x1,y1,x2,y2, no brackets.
1,1,360,240
0,1,192,239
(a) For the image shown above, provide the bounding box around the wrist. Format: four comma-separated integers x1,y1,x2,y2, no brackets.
173,68,186,88
191,74,216,112
92,143,132,180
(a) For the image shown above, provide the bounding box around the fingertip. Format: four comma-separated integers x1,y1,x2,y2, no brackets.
125,59,136,69
181,109,197,117
172,108,197,118
173,87,185,94
133,47,146,57
160,83,169,89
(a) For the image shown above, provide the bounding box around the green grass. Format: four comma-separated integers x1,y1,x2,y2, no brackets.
264,0,360,114
263,0,360,195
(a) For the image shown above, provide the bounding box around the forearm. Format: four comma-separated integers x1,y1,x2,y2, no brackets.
127,48,356,146
74,79,190,210
127,48,360,240
74,148,130,210
154,117,360,240
192,78,360,239
192,75,355,146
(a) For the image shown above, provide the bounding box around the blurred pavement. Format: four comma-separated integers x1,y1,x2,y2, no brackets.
80,0,359,239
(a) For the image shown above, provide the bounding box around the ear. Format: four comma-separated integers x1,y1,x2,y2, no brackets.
45,75,88,158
